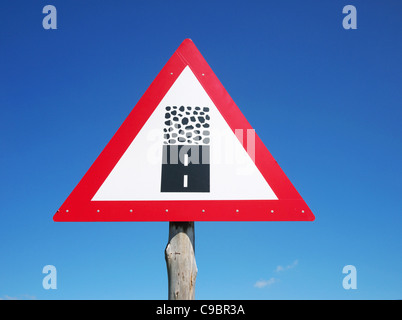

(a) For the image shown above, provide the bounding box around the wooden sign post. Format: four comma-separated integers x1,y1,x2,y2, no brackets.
165,222,197,300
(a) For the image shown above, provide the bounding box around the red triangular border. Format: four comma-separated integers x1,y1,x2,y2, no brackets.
53,39,314,222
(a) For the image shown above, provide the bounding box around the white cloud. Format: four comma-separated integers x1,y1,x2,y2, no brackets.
254,277,278,288
255,260,299,289
0,294,36,300
275,259,298,273
275,265,285,272
0,295,18,300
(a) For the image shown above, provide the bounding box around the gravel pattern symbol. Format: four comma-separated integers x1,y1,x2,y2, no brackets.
163,106,210,145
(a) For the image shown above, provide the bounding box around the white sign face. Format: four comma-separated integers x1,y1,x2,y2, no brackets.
92,66,277,201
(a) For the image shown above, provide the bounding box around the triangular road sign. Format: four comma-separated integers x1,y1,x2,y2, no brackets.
54,39,314,222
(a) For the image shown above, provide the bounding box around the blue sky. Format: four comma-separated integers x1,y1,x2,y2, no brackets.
0,0,401,300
